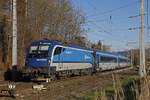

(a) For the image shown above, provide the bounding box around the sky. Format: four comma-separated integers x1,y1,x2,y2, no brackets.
71,0,150,51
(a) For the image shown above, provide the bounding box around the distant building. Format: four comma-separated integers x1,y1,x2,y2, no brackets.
103,45,111,51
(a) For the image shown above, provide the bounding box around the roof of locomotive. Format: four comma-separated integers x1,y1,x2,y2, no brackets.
30,39,128,59
30,39,93,51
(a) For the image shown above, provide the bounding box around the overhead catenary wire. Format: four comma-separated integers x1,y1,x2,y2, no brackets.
128,14,145,19
86,18,108,23
86,15,138,31
88,29,127,46
72,0,141,50
87,22,127,43
84,0,140,39
86,0,140,18
73,0,140,34
90,22,113,36
86,16,131,24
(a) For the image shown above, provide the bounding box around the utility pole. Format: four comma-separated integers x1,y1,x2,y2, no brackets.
139,0,146,78
25,0,28,16
147,0,149,37
12,0,17,66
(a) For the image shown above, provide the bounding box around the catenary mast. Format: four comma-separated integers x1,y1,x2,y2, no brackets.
139,0,146,77
12,0,17,66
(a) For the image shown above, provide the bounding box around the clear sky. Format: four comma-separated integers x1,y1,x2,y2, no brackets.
71,0,150,51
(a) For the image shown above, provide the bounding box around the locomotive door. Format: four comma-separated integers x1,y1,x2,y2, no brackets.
54,47,63,69
60,48,65,68
58,51,61,68
58,47,65,69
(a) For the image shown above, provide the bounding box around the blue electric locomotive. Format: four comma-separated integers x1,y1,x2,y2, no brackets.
24,39,130,79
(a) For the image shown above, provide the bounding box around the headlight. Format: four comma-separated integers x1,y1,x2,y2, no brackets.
48,60,51,65
8,84,16,89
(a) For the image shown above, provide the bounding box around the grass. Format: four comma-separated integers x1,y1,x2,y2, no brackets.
82,90,107,100
122,75,140,87
81,74,150,100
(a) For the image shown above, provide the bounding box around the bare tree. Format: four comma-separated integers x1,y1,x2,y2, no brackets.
16,0,86,66
27,0,85,40
0,0,86,69
0,0,11,73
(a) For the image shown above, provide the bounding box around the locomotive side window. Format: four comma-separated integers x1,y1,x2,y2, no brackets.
54,47,62,55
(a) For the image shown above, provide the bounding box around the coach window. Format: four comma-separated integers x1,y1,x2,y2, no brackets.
101,56,117,62
54,47,62,55
101,56,109,62
111,57,117,62
120,59,127,63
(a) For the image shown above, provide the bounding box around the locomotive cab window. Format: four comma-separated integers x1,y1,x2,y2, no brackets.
29,46,38,54
38,45,49,57
28,45,50,58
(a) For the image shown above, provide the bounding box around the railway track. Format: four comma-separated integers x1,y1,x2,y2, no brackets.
0,66,135,99
0,66,133,86
23,66,135,100
15,66,134,89
100,66,133,75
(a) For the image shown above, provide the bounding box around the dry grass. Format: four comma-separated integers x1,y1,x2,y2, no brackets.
112,74,124,100
138,77,150,100
89,74,150,100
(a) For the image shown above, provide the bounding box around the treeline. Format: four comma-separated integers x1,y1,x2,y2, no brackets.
0,0,109,72
130,48,150,67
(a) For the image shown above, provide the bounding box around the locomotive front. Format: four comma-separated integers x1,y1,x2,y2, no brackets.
23,40,54,79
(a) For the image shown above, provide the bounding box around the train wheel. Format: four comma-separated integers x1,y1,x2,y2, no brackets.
46,78,51,83
51,74,57,81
